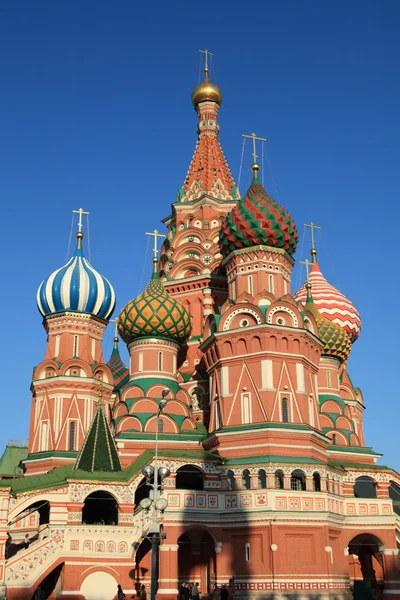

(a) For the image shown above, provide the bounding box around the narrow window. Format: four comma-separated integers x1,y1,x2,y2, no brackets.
231,279,236,300
283,280,288,294
245,543,251,561
55,335,60,356
241,393,251,424
158,352,163,371
73,335,79,357
296,363,305,392
326,370,331,388
248,275,253,295
309,397,315,427
281,398,289,423
157,418,164,433
268,274,274,294
68,422,76,451
138,352,144,372
40,422,49,452
332,434,337,445
91,339,96,361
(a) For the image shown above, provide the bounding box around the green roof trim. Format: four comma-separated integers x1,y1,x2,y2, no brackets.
215,422,315,434
0,444,28,477
115,432,203,441
120,378,181,395
24,451,78,461
0,448,222,494
319,394,346,409
75,405,122,473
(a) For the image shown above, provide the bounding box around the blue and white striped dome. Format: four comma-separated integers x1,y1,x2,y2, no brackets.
37,233,116,320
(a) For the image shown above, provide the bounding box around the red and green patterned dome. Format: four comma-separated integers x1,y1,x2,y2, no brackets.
219,168,298,257
305,284,351,362
118,260,192,345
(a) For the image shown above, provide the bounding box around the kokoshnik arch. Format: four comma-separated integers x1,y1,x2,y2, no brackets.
0,53,398,600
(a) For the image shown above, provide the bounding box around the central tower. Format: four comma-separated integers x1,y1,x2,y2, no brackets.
159,53,239,423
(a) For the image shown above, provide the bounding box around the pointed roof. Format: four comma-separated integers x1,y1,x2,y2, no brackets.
74,404,121,472
107,337,129,390
180,69,238,203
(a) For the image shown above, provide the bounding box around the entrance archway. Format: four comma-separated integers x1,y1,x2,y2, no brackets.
82,491,118,525
348,533,384,599
178,528,216,594
80,571,119,600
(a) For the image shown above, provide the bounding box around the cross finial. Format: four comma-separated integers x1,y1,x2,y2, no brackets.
199,49,214,72
145,229,165,260
242,132,267,166
72,208,89,233
300,259,311,280
304,221,321,250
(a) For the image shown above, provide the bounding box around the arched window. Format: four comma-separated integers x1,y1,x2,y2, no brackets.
242,469,251,490
248,275,253,295
157,418,164,433
134,475,153,507
332,434,337,445
68,422,76,451
268,274,274,294
158,352,163,371
175,465,204,491
55,335,60,356
275,470,284,489
354,476,377,499
313,472,321,492
227,470,236,490
291,470,306,491
73,335,79,357
82,491,118,525
281,398,289,423
258,469,267,489
326,370,331,388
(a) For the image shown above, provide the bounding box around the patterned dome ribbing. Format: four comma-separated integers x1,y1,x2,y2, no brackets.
294,252,361,343
118,260,192,344
219,170,298,257
305,284,351,362
37,233,115,320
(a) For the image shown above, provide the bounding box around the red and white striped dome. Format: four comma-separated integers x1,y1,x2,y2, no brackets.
294,258,361,343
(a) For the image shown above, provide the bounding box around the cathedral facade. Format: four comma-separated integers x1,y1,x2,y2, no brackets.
0,63,399,600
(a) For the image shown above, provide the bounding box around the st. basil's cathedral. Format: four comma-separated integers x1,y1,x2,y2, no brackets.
0,57,399,600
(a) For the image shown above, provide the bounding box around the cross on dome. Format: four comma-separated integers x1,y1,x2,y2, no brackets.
199,48,214,72
72,207,90,233
304,221,321,260
242,132,267,167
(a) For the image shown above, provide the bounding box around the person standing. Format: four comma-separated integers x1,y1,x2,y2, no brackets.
220,585,229,600
140,584,147,600
191,582,199,600
117,584,126,600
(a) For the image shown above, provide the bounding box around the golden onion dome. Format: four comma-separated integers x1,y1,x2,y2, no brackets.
191,68,222,107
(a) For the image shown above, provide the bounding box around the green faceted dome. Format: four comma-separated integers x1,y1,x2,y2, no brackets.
220,168,298,257
118,261,192,345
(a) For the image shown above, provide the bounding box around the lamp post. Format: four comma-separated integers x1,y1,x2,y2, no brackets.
139,390,171,600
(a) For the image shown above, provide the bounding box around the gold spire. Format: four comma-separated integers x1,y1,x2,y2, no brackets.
242,132,267,175
192,49,222,107
304,221,321,262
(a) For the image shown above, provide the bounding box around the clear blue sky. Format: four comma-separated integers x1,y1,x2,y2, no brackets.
1,1,399,468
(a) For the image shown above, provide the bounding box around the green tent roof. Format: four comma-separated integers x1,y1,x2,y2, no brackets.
0,444,28,477
74,404,122,472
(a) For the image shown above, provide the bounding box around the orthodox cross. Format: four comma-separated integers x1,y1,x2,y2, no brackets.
145,229,165,259
110,318,118,337
242,132,267,164
199,48,214,71
72,208,89,233
304,221,321,250
300,259,311,280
